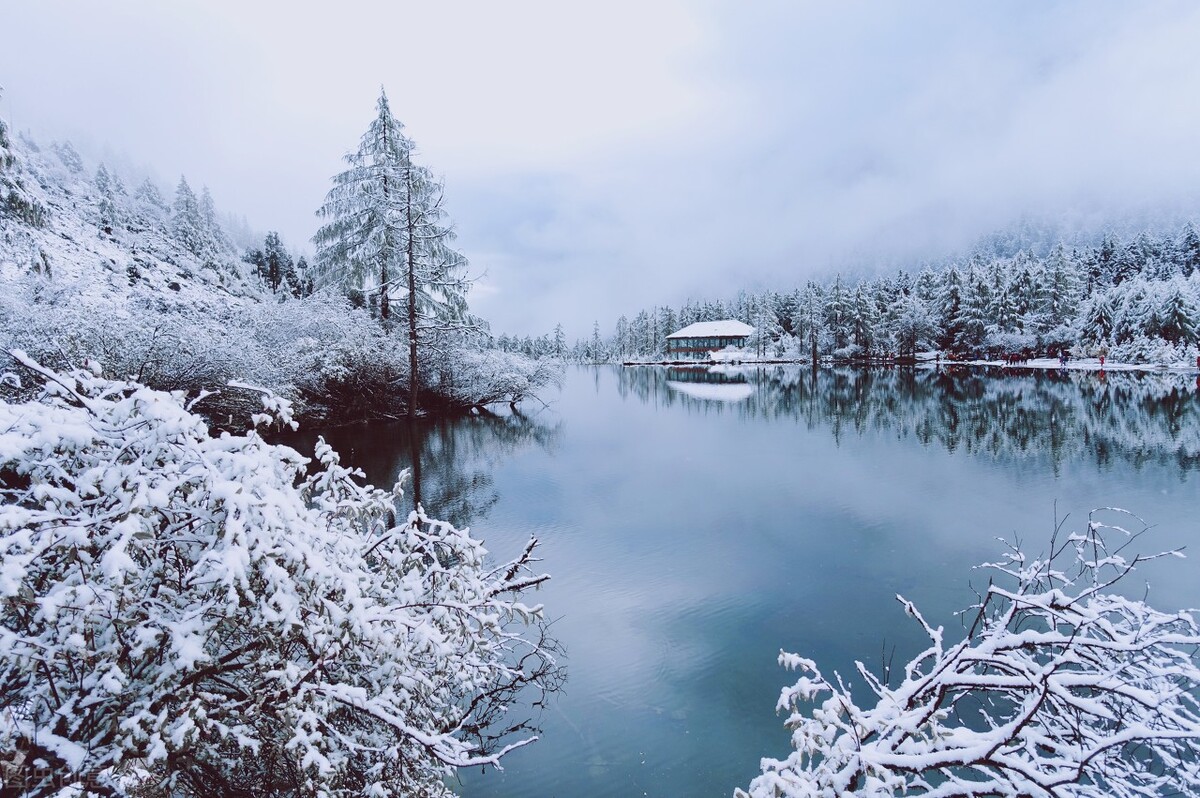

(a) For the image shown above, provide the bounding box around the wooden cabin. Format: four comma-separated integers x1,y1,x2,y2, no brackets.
665,320,754,360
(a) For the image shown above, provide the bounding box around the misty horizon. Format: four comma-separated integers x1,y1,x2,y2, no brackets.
5,2,1200,337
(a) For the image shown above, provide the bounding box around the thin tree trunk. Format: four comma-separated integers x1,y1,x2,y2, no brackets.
406,170,419,417
380,258,389,320
380,127,390,321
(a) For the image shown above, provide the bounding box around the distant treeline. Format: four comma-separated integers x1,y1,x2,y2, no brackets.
499,225,1200,365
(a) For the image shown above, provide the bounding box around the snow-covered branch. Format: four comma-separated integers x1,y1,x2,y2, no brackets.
0,355,561,797
739,509,1200,798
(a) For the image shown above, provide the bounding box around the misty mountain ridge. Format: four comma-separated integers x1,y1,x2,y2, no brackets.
0,120,276,312
4,115,1199,369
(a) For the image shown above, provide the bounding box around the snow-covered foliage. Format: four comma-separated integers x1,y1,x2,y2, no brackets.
583,228,1200,363
314,91,469,328
426,348,564,409
0,280,399,423
314,89,488,414
738,510,1200,798
0,115,556,422
0,354,560,797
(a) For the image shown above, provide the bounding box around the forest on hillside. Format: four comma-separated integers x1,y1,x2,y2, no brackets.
0,100,556,424
499,228,1200,366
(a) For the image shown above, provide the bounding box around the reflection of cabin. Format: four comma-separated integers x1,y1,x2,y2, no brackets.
665,366,754,402
665,320,754,360
665,366,749,385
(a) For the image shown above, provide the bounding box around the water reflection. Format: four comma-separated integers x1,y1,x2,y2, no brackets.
282,366,1199,797
621,365,1200,472
665,366,754,403
282,407,562,528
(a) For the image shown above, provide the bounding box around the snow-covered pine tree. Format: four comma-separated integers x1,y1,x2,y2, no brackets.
1087,232,1119,290
1155,279,1199,345
1008,252,1040,327
52,140,84,173
985,260,1019,335
554,321,568,355
889,293,938,358
609,318,625,359
1112,237,1144,285
93,162,111,195
200,185,233,259
132,177,168,229
631,309,652,355
261,230,292,293
0,108,47,229
657,306,677,356
791,282,824,362
590,320,604,362
952,270,991,353
292,254,313,298
315,89,471,414
823,276,852,351
1079,289,1117,346
1177,222,1200,278
94,163,120,236
934,265,964,350
1111,279,1153,344
849,282,879,353
171,176,206,257
1037,243,1083,349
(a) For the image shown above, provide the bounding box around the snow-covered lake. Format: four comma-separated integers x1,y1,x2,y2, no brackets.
288,364,1200,797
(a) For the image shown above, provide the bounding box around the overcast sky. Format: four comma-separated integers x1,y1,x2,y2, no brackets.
4,1,1200,337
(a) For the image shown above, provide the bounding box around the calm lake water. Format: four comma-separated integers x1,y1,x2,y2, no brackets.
287,365,1200,797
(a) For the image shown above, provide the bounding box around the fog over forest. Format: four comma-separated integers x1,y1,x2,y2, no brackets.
4,2,1200,336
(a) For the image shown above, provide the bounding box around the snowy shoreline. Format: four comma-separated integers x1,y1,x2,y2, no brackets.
622,356,1200,374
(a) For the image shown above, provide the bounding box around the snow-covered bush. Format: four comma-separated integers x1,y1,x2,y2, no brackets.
0,276,556,424
1039,321,1078,354
739,509,1200,798
240,292,413,421
830,343,864,362
984,330,1036,356
0,353,560,797
1107,335,1198,367
426,348,563,410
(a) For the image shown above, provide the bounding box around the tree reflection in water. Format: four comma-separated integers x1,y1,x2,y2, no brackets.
282,407,562,528
619,365,1200,473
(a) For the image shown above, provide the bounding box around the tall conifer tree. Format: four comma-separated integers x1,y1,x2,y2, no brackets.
315,89,470,414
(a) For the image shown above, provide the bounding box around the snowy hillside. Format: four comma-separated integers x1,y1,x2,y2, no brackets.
0,114,556,424
0,117,400,422
0,123,260,306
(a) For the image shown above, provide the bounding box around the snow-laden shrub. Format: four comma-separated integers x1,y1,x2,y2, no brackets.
426,348,563,410
984,329,1036,355
739,509,1200,798
1107,335,1198,367
0,279,554,424
710,346,752,364
830,343,864,361
0,353,560,797
1039,321,1078,353
240,292,413,421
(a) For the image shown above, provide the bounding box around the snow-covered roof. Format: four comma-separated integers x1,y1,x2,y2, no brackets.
666,320,755,339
